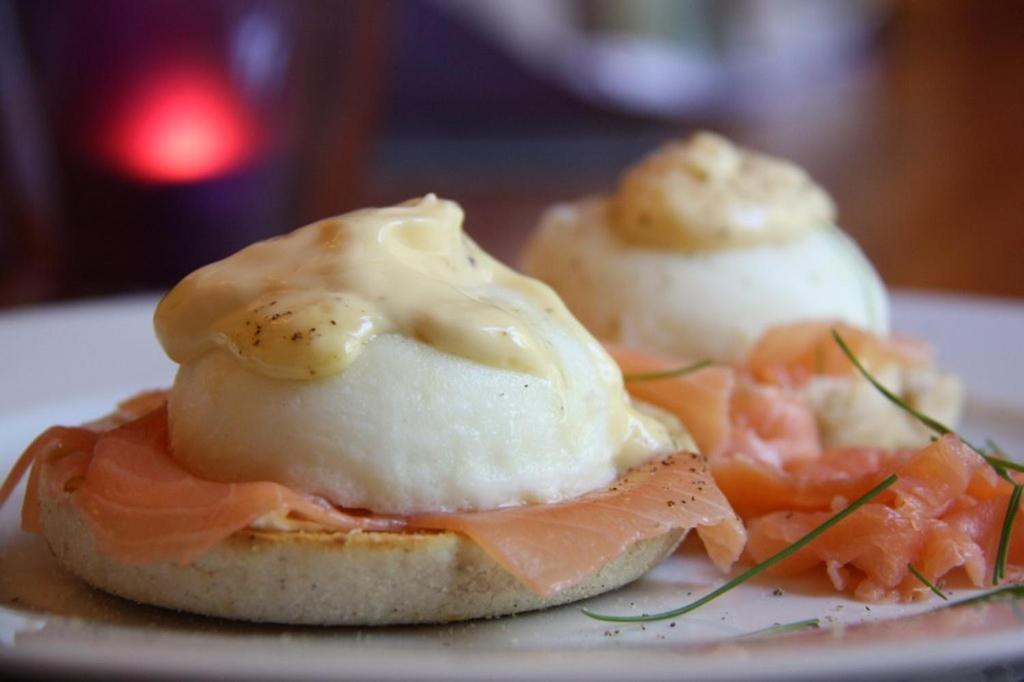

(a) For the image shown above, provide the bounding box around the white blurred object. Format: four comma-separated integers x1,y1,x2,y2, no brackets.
435,0,889,118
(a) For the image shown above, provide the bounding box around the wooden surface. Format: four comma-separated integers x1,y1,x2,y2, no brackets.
834,0,1024,297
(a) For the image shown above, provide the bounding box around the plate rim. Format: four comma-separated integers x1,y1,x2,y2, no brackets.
1,290,1022,680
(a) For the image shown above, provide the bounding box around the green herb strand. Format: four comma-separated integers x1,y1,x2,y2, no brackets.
993,484,1023,585
985,440,1024,474
985,456,1024,476
942,584,1024,609
984,439,1024,478
582,474,898,623
832,329,1023,584
623,359,713,383
907,563,948,600
740,618,820,638
988,439,1008,456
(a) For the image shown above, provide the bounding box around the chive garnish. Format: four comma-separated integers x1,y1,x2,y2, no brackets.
908,563,948,600
993,484,1023,585
623,359,712,383
582,474,897,623
832,329,1023,582
740,618,820,638
984,456,1024,477
984,439,1024,475
941,584,1024,609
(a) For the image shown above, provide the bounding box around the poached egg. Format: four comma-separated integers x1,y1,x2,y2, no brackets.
522,132,889,362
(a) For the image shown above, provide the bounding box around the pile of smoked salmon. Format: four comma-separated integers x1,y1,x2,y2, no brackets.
612,322,1024,601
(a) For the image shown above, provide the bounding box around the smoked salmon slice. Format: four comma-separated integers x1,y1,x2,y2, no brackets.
70,406,406,565
8,426,100,534
4,396,746,598
411,452,746,597
724,381,821,468
607,344,821,468
9,403,405,567
711,447,900,518
606,344,734,457
746,321,931,388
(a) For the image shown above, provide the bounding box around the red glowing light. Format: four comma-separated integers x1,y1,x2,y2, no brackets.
103,68,255,183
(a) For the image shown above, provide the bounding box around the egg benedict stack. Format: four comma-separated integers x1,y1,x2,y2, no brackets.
522,132,889,363
9,196,745,624
523,132,961,450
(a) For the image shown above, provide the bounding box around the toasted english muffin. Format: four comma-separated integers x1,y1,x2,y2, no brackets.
36,461,685,626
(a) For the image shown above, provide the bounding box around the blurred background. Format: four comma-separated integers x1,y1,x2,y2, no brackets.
0,0,1021,308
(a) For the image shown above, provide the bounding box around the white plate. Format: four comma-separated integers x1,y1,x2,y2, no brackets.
1,291,1023,681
